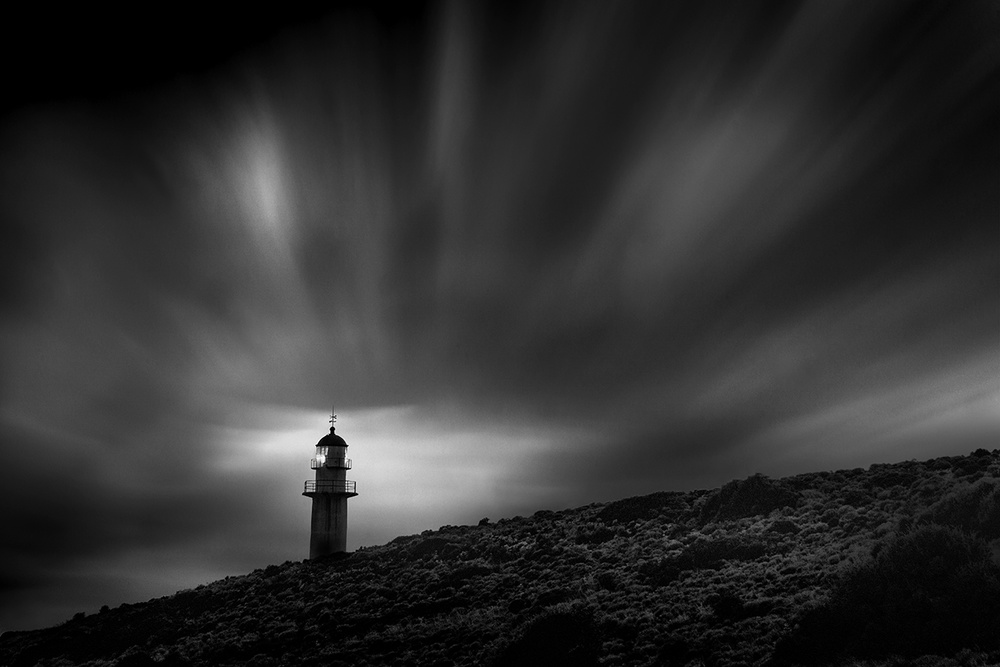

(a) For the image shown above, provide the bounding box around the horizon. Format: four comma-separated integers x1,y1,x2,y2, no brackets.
2,0,998,632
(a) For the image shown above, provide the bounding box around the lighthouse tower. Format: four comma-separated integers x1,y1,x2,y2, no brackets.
303,410,357,558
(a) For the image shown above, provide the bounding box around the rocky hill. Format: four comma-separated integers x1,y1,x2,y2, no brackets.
2,450,999,667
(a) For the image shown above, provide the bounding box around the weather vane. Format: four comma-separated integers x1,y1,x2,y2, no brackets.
329,405,337,428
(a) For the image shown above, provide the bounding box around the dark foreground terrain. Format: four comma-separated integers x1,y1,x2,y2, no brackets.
3,450,999,666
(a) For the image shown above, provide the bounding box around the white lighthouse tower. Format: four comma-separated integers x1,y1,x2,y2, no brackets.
303,410,357,558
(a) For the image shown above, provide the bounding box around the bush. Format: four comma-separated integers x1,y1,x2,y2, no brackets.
442,563,493,586
596,572,620,592
769,524,1000,665
700,475,799,523
657,636,694,667
638,558,683,587
868,469,916,489
920,479,1000,539
952,456,993,477
682,535,770,569
638,534,771,588
598,491,688,524
115,648,157,667
491,609,600,667
841,487,873,507
574,526,617,545
769,520,801,535
411,537,460,559
707,590,747,621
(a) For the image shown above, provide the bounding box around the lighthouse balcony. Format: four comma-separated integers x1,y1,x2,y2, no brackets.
311,457,352,469
303,480,357,495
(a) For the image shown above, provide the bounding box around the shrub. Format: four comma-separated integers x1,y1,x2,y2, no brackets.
411,537,460,559
442,563,493,586
657,636,694,667
707,590,747,622
952,455,993,477
599,616,639,643
490,609,600,667
574,526,617,545
682,535,770,568
595,572,620,592
638,558,682,587
115,648,157,666
534,589,572,608
920,479,1000,539
841,487,872,507
700,475,799,524
638,534,771,587
769,520,801,535
769,524,1000,665
868,469,915,489
597,491,688,523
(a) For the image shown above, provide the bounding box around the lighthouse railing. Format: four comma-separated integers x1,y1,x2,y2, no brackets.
310,457,352,470
304,480,357,494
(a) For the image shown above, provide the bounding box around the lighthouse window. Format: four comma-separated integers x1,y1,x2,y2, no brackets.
316,446,328,465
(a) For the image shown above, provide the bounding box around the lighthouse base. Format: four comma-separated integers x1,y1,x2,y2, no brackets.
308,494,350,558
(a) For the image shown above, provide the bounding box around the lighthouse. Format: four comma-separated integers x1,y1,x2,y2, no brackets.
303,410,357,558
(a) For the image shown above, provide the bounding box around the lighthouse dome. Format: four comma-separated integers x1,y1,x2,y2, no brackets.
317,429,348,448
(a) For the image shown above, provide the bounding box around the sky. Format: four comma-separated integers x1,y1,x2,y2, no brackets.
1,0,998,632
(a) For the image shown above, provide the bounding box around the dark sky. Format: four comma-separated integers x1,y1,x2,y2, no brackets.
2,0,998,631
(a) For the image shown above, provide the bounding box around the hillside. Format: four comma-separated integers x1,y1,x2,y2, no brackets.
2,450,999,666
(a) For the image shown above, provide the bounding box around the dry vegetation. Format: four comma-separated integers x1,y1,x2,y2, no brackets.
2,450,999,666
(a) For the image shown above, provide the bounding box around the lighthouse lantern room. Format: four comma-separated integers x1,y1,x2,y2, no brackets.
303,410,357,558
